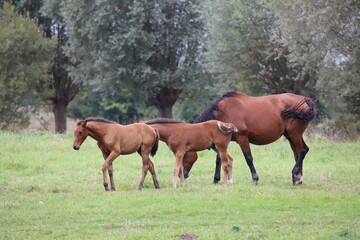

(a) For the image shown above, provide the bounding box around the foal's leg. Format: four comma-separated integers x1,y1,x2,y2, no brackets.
102,151,120,191
183,152,198,179
173,151,185,188
138,150,150,191
214,153,233,184
228,154,234,184
148,159,160,189
236,135,259,184
138,147,160,190
138,145,160,190
218,150,231,185
108,163,115,191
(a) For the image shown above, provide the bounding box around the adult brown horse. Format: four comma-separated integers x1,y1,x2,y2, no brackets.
73,117,160,191
146,119,238,188
192,91,316,185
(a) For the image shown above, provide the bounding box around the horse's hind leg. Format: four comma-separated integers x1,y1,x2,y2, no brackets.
173,151,185,188
288,136,309,185
236,135,259,184
148,159,160,189
218,150,231,185
138,148,160,190
214,153,233,184
138,152,150,191
108,163,115,191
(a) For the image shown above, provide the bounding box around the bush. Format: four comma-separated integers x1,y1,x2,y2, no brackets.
315,114,360,141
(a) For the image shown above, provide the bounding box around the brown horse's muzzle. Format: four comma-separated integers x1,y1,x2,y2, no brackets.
73,145,80,150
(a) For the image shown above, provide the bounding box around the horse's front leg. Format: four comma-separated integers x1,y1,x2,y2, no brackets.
173,151,185,188
102,151,119,191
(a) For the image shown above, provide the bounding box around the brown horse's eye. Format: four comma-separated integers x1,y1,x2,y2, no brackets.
79,131,83,136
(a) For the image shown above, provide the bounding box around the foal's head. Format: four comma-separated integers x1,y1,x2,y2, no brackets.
73,120,89,150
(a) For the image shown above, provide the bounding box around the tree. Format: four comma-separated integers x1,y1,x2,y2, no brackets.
68,85,158,124
40,0,79,133
0,2,55,129
202,0,318,96
62,0,210,118
269,0,360,117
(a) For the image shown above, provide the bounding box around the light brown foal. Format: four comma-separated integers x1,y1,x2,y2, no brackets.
147,119,238,188
73,117,160,191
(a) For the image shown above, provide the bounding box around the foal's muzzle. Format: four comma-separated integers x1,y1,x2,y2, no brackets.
73,145,80,150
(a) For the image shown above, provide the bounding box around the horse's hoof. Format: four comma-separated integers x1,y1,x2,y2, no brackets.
293,180,303,185
105,188,110,192
252,180,258,185
292,175,303,185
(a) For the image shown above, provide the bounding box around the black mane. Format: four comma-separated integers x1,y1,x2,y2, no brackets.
145,118,185,125
193,91,238,123
77,117,117,126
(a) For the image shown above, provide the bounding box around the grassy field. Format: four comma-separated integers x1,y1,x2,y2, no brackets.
0,131,359,239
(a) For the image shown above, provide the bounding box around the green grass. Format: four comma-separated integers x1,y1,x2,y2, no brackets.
0,131,359,239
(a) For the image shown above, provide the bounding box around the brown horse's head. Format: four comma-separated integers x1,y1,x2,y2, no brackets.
73,120,89,150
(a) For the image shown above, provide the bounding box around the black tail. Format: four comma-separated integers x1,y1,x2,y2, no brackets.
281,98,317,122
150,129,159,157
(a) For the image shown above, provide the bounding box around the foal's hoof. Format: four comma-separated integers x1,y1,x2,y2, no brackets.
105,188,110,192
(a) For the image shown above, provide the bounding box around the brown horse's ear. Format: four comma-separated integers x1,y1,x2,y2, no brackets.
82,120,88,128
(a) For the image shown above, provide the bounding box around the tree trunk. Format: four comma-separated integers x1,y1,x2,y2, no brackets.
148,87,180,118
159,105,174,119
50,76,78,133
53,100,67,134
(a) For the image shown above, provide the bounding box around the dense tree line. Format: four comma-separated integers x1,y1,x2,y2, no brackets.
0,0,359,138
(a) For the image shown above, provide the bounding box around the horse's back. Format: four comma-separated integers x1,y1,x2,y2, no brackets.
129,123,157,142
110,123,156,154
216,92,311,145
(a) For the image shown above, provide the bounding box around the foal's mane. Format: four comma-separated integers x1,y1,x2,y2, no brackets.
145,118,185,125
193,91,238,123
77,117,117,126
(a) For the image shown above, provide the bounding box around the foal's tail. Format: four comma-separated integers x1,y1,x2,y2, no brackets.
217,121,238,134
282,98,317,123
151,129,160,157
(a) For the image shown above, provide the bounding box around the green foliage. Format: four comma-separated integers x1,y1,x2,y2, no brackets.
202,0,317,95
68,86,158,123
0,131,359,239
0,2,55,129
62,0,214,117
269,0,360,117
